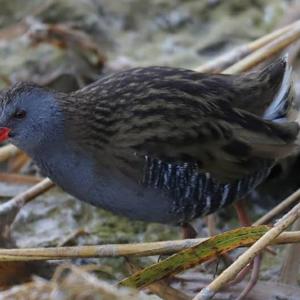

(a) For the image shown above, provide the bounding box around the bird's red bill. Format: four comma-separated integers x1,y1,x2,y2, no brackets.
0,128,10,142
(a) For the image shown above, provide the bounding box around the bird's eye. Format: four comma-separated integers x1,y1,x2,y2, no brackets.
14,110,26,119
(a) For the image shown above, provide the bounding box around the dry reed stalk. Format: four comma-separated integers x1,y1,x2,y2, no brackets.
0,178,54,230
223,21,300,74
254,189,300,226
195,20,299,73
0,230,298,262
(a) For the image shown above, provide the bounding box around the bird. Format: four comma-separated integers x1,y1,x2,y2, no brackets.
0,57,298,234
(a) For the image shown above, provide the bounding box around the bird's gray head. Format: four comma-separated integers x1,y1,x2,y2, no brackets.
0,82,63,153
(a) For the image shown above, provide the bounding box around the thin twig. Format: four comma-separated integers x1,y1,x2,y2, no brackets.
193,201,300,300
254,189,300,226
0,231,298,262
0,178,54,230
195,20,298,73
223,21,300,74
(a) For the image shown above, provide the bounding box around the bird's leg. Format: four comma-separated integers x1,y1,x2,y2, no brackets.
233,199,262,300
206,214,217,236
235,255,262,300
235,200,275,252
234,200,251,227
181,223,197,239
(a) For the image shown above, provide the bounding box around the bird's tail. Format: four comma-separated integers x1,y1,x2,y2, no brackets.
261,55,300,152
263,55,297,123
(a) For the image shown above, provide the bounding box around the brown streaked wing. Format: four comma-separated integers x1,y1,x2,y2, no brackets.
111,105,299,182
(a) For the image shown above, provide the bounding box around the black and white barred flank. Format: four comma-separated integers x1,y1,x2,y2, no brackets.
143,156,272,223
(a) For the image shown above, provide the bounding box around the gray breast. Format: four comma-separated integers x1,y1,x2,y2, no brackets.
29,140,272,225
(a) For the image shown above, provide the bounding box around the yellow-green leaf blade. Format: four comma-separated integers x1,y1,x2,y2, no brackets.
120,225,269,289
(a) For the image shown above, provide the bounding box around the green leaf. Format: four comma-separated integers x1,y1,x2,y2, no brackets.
120,225,269,289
